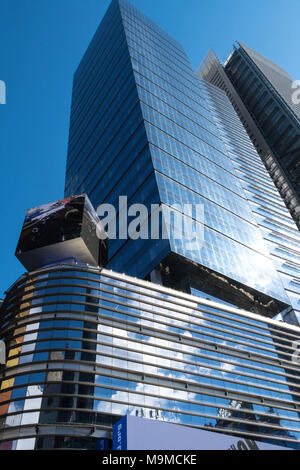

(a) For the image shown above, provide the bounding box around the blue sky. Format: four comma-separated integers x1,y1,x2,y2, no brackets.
0,0,299,297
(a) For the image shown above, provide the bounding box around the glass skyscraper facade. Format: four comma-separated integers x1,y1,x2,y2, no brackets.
65,0,294,320
223,43,300,230
0,264,300,449
198,50,300,326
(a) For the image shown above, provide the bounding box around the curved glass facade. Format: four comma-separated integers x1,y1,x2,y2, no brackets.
1,264,300,450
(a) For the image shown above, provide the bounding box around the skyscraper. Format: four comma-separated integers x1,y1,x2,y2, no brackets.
199,43,300,230
198,49,300,326
65,0,297,322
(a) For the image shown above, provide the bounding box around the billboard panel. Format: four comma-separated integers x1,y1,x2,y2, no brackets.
16,194,108,270
113,416,290,451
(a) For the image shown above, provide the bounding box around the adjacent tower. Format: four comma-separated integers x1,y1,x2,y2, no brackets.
198,48,300,325
199,43,300,229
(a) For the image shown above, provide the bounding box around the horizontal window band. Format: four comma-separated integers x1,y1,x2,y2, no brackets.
2,306,300,382
2,359,300,409
4,272,300,342
2,370,300,419
2,384,300,426
1,402,300,438
2,363,300,415
5,287,294,357
3,318,300,395
2,299,299,370
0,422,112,444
